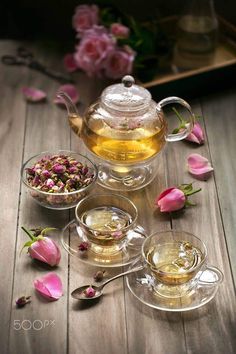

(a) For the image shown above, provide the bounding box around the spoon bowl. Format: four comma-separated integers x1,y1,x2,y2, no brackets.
71,285,103,300
71,264,144,301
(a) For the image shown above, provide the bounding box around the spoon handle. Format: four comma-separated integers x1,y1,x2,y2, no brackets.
101,264,144,288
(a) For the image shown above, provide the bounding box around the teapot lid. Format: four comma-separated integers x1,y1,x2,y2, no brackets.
101,75,152,113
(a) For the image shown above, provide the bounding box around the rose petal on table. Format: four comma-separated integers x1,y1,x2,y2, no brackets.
22,87,47,102
63,53,78,72
54,84,79,104
188,153,214,180
185,122,204,144
34,273,63,301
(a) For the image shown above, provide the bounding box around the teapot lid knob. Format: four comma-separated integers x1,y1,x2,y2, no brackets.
122,75,135,88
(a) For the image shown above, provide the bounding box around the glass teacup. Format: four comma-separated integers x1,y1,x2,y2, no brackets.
75,194,144,256
142,230,223,298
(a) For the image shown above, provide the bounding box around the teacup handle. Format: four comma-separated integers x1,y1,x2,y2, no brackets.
156,96,195,142
198,265,224,286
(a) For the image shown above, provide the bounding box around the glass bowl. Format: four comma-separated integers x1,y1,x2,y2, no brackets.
21,150,98,210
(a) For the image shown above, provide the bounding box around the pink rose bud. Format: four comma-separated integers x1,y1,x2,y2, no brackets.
155,187,186,212
52,163,66,174
22,87,47,102
188,153,214,180
72,4,99,33
34,273,63,301
63,53,78,72
84,286,96,298
185,122,204,144
29,237,61,266
110,23,130,38
78,241,90,252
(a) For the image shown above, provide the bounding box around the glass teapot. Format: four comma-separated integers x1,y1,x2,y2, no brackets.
58,75,195,191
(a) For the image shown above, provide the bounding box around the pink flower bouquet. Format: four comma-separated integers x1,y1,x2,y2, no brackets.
64,4,170,80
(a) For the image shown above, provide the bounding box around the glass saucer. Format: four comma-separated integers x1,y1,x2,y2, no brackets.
61,220,146,268
126,259,219,312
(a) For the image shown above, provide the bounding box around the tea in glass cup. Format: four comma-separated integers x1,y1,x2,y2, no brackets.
142,230,223,298
75,194,143,255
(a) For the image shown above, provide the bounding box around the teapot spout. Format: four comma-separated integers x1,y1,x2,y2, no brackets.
57,91,83,136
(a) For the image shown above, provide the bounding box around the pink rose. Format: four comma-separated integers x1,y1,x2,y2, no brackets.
29,237,61,266
72,4,99,33
110,23,130,38
185,122,204,144
155,183,201,212
74,26,115,77
155,187,186,212
105,47,135,79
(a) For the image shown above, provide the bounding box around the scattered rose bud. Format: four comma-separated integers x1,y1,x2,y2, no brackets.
185,122,204,144
93,270,106,282
84,286,96,298
188,154,214,180
63,53,78,72
34,273,63,301
22,87,47,102
16,296,31,308
21,226,61,267
155,183,201,212
78,241,90,252
54,84,79,105
110,23,130,39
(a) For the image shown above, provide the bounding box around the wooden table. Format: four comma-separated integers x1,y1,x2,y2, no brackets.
1,40,236,354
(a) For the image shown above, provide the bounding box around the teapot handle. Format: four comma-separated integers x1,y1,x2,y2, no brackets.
156,96,195,142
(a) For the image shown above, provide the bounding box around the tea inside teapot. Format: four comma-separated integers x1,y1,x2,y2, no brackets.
58,75,195,191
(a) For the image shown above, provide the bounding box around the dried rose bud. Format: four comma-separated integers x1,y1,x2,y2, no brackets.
84,286,96,298
52,164,66,174
16,296,31,308
78,242,89,252
68,166,78,174
42,170,51,178
93,270,106,282
46,179,55,188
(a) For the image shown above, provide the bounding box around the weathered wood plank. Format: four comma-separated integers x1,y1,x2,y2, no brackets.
124,155,187,354
165,102,236,354
9,43,70,354
202,89,236,284
0,40,29,354
68,75,129,354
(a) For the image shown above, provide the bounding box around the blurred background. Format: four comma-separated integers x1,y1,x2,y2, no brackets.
0,0,235,40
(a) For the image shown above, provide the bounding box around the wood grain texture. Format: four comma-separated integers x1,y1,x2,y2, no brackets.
123,156,186,354
68,76,129,354
165,102,236,354
1,39,236,354
202,90,236,284
8,43,70,354
0,41,29,354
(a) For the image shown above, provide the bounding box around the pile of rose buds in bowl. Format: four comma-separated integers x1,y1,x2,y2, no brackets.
22,152,97,209
26,154,94,193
